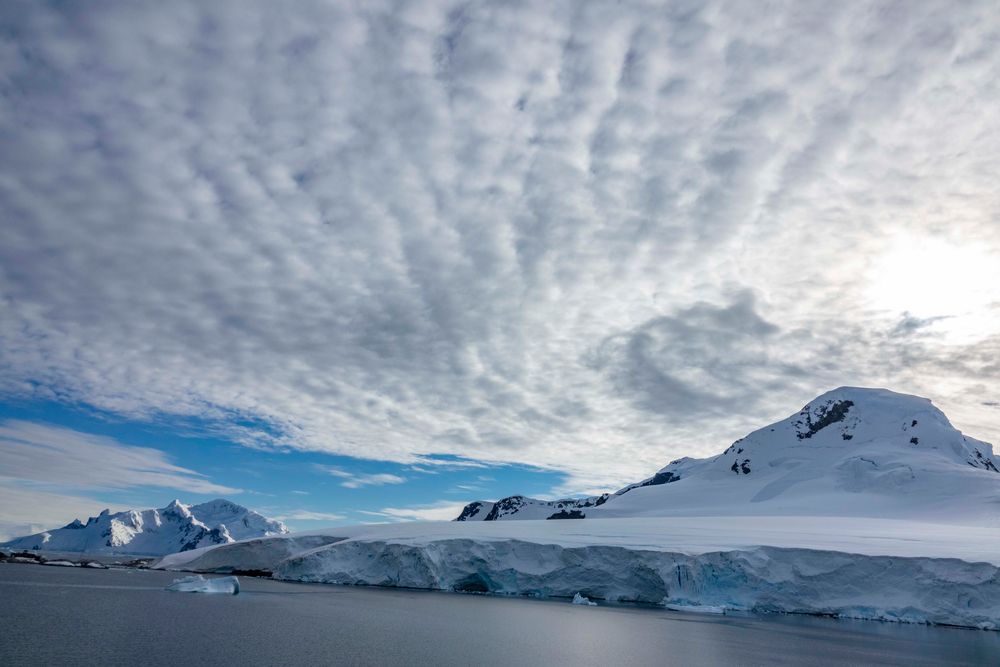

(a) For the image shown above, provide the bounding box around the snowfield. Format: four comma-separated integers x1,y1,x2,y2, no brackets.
160,517,1000,567
151,388,1000,630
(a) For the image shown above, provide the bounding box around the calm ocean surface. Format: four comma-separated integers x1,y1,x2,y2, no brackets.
1,563,997,666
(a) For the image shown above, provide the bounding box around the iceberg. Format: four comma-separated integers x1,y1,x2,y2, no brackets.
572,593,597,606
664,603,726,615
166,574,240,595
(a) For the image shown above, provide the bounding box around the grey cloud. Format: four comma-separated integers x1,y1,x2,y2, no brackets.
891,313,951,337
588,293,803,418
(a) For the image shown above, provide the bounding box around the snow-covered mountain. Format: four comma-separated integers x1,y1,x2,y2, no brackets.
455,494,610,521
457,387,1000,523
1,499,288,556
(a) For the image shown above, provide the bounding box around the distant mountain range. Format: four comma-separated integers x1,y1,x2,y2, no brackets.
2,499,288,556
456,387,1000,522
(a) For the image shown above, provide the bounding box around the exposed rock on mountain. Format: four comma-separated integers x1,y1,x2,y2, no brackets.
455,387,1000,522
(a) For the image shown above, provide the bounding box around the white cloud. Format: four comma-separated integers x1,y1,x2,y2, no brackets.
0,419,240,539
316,466,406,489
448,484,483,493
0,485,125,542
0,420,239,495
271,510,345,522
410,457,490,470
1,1,999,494
362,501,470,523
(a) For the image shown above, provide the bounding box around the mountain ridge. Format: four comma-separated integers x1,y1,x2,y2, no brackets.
1,498,288,556
456,387,1000,522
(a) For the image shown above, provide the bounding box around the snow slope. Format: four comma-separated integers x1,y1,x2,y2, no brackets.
2,499,288,556
457,387,1000,523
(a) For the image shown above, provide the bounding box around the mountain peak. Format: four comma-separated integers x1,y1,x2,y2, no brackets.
190,498,243,512
777,387,953,446
2,498,288,556
457,387,999,523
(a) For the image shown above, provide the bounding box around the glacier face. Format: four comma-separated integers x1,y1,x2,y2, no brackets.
1,499,288,556
157,518,1000,630
276,540,1000,629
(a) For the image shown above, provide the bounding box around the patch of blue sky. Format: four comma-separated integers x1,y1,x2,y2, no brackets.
0,398,567,532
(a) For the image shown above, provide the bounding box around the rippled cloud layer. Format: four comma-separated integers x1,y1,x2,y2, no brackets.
2,0,999,490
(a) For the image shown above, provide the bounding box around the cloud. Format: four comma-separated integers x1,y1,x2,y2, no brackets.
362,501,469,523
410,456,490,470
0,420,239,495
1,0,999,493
316,466,406,489
0,419,240,539
446,483,483,494
587,292,804,418
271,510,345,522
0,485,126,542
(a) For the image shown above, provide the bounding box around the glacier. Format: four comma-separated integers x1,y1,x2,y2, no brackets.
156,516,1000,630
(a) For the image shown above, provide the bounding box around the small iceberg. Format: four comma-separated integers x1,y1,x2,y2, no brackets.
664,603,726,615
166,575,240,595
572,593,597,606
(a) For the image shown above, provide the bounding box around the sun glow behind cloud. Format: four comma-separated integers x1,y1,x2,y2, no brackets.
867,236,1000,343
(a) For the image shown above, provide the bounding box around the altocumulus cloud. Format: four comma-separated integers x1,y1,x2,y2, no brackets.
1,1,1000,491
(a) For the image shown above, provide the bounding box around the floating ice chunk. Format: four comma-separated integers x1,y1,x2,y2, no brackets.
166,574,240,595
664,603,726,615
44,560,79,567
572,593,597,606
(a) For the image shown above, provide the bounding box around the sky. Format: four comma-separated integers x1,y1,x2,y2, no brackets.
2,0,1000,540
